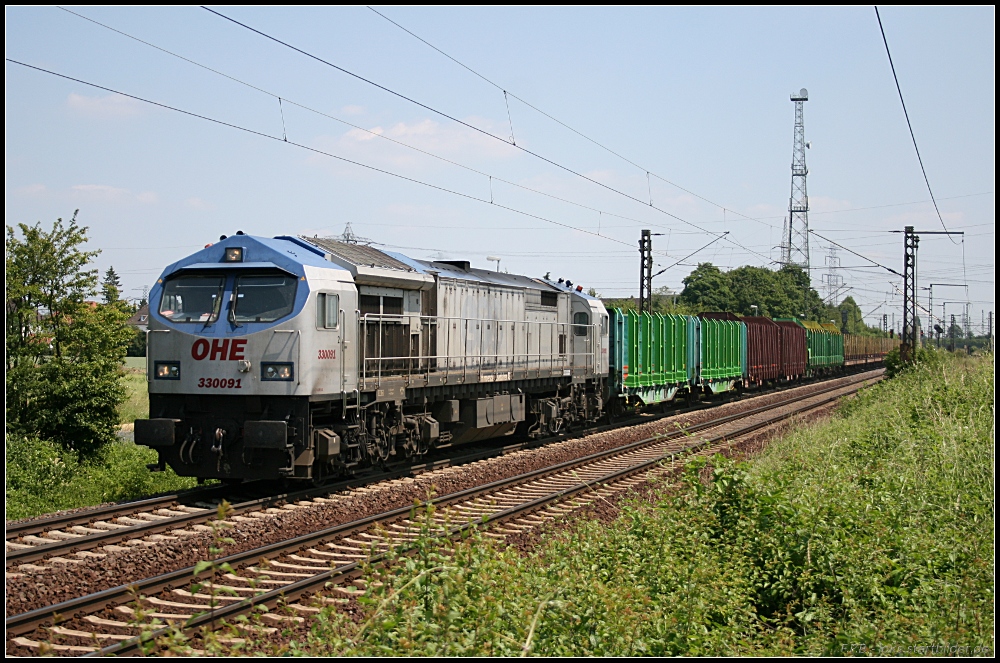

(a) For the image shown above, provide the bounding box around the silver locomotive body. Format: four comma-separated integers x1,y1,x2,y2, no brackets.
136,234,609,481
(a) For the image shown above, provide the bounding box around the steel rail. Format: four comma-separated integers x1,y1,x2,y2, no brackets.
4,421,628,567
95,377,874,656
4,486,231,541
7,372,878,645
3,381,724,566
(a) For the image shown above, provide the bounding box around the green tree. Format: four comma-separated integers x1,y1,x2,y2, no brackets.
6,212,132,454
102,266,122,304
126,327,147,357
679,263,732,312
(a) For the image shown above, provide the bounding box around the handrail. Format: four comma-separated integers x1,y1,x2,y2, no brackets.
357,313,599,386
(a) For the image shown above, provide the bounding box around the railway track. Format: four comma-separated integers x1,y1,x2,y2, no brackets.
2,373,777,570
6,372,879,656
4,427,630,571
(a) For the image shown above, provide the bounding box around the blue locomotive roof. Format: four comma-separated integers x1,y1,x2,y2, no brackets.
159,234,342,280
149,234,349,337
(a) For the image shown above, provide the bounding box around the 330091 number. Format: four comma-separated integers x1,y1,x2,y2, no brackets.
197,378,242,389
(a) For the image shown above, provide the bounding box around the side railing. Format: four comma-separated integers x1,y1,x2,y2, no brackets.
358,314,597,387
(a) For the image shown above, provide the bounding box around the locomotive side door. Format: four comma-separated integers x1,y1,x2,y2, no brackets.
570,300,593,373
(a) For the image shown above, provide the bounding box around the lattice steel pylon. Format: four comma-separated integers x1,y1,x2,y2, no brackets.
821,245,844,304
781,88,811,269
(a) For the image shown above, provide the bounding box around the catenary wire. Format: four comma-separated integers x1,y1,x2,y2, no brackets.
6,57,665,253
874,6,955,242
366,5,779,231
9,56,750,272
808,229,901,276
369,2,993,312
55,6,683,239
200,6,774,264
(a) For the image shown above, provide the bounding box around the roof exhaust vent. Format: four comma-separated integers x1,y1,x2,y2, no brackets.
435,260,471,271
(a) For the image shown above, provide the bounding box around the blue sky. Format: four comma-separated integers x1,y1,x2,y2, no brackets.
5,6,994,331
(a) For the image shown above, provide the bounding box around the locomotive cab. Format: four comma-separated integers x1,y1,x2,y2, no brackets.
137,234,611,483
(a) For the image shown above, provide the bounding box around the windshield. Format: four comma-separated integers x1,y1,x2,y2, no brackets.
233,273,297,322
159,275,225,323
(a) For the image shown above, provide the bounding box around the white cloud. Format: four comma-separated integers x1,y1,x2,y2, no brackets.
186,197,213,210
312,116,518,174
345,126,383,142
72,184,129,201
67,93,143,118
71,184,160,205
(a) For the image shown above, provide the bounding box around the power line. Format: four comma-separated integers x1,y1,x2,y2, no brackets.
6,57,649,252
808,229,901,276
874,6,955,242
201,6,773,264
366,5,779,232
57,6,691,241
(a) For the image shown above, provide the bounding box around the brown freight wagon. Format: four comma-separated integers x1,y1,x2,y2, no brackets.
774,320,808,379
740,316,782,383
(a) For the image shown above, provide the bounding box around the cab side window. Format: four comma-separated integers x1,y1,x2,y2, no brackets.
573,311,590,336
317,293,340,329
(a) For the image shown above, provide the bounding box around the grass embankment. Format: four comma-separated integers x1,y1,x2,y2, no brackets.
5,358,195,521
120,356,150,425
242,352,991,657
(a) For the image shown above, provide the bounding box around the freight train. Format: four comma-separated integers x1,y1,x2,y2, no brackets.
135,233,898,482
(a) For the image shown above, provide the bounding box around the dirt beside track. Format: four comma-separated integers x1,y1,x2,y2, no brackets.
5,371,878,617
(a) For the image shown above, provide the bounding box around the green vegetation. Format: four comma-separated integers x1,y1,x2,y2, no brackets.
241,352,990,656
6,212,132,454
120,364,150,426
604,262,887,335
5,435,197,521
5,213,188,521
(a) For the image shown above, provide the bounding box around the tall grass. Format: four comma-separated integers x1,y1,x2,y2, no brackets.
5,435,199,520
119,369,149,425
271,352,993,656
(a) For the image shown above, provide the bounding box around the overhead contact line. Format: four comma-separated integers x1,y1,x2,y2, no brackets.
366,5,777,232
56,6,684,246
200,6,773,264
5,58,641,250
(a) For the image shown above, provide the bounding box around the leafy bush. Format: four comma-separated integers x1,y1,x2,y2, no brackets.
270,353,993,656
883,344,946,378
5,434,198,521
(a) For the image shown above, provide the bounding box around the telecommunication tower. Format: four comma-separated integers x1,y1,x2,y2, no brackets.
781,88,811,269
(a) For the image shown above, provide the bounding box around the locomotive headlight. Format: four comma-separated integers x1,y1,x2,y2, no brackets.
154,361,181,380
224,246,244,262
261,362,294,381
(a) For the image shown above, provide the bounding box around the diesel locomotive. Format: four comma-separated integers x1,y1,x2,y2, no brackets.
136,233,608,482
135,232,897,482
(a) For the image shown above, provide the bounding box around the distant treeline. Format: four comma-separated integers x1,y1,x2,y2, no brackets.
602,263,890,337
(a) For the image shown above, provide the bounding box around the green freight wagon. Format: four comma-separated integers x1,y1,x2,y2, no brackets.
609,309,689,406
820,322,845,367
777,318,844,372
697,314,746,393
